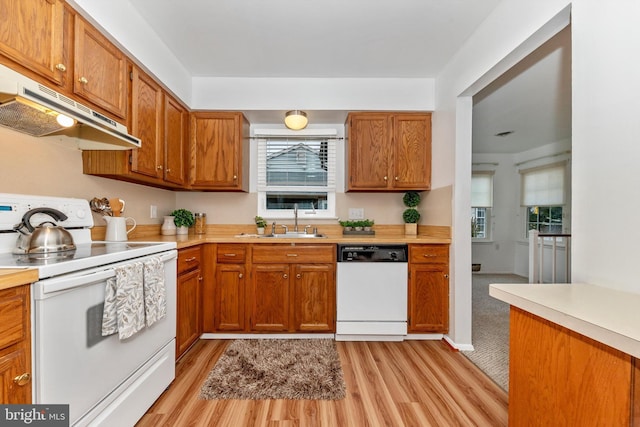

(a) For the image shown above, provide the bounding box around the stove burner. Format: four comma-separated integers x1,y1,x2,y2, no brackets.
15,250,76,265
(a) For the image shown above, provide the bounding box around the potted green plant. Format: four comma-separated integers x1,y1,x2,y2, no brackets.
402,191,421,235
170,209,194,235
362,219,375,231
339,220,355,232
255,216,268,234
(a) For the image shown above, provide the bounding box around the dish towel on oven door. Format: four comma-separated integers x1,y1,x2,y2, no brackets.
142,256,167,326
102,262,146,340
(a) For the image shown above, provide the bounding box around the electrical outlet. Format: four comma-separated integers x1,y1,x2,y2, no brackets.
150,205,157,219
348,208,364,220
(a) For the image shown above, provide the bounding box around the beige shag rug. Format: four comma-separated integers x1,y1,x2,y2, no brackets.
200,339,346,400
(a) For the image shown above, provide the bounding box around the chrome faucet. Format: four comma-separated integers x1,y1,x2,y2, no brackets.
293,203,299,232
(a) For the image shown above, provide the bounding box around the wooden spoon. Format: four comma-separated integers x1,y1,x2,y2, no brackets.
109,198,123,217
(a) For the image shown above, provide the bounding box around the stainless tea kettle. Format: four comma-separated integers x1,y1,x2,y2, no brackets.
13,208,76,254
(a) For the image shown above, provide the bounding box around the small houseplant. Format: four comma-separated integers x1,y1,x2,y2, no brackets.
402,191,421,235
255,216,268,234
339,220,356,231
170,209,194,235
362,219,375,231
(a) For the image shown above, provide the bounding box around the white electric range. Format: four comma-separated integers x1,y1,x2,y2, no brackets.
0,193,177,427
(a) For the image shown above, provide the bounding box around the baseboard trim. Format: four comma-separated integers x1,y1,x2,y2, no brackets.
200,333,335,340
443,335,474,351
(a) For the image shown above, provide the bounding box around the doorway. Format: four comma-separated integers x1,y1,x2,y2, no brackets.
463,26,572,389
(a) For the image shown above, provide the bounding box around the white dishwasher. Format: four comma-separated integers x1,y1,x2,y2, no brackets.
336,244,408,341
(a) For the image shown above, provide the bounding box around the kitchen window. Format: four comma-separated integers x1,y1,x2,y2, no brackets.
520,163,566,238
471,172,493,240
256,131,337,219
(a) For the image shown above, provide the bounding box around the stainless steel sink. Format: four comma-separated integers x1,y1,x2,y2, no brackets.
259,232,326,239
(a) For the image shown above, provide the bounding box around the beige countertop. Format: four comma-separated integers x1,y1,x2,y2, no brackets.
0,268,39,291
130,231,451,249
490,283,640,359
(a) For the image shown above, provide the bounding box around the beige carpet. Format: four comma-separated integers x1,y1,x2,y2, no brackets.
462,273,528,391
200,339,346,400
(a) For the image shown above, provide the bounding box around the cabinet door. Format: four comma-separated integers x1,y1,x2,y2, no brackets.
347,113,392,190
249,264,289,331
215,264,245,331
292,264,335,332
0,284,31,403
408,264,449,333
176,268,201,359
190,112,246,190
164,93,188,186
130,65,163,179
0,0,66,85
74,17,127,118
392,113,431,190
0,347,30,404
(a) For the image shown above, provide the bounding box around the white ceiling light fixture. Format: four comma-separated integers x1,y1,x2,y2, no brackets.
284,110,308,130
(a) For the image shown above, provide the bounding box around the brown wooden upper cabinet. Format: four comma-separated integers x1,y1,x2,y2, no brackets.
346,112,432,191
189,112,249,191
73,16,128,119
163,93,188,186
129,65,163,179
0,0,67,86
82,66,188,189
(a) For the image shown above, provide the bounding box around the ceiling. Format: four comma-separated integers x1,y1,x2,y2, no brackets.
127,0,571,153
472,26,572,154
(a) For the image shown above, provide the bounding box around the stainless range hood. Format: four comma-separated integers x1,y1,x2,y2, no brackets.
0,64,140,150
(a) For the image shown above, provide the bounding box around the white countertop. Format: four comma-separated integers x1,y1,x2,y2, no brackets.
490,283,640,358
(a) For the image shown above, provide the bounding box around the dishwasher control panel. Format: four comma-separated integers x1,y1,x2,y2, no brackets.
337,244,408,262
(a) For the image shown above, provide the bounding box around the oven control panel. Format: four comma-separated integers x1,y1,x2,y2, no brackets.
0,193,93,231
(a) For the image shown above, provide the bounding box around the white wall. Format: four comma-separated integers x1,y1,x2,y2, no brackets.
0,128,176,224
68,0,192,104
191,77,435,112
435,0,572,348
571,0,640,292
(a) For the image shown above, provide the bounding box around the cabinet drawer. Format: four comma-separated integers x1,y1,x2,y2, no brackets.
252,245,334,264
216,244,246,263
178,246,201,274
0,286,28,350
410,244,449,264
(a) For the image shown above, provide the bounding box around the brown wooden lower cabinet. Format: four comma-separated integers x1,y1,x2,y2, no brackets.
408,244,449,333
176,247,202,359
509,307,637,426
0,284,31,403
292,263,335,332
249,263,290,331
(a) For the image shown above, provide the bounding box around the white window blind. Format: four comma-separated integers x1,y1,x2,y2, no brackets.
520,164,565,206
257,137,336,191
471,173,493,207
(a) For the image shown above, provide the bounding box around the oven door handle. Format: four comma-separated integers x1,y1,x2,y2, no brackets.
40,270,117,294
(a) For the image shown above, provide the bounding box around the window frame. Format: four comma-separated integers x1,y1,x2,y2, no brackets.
471,206,491,241
255,129,338,220
471,172,493,241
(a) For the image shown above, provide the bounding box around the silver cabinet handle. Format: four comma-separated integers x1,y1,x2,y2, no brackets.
296,274,301,279
444,274,449,279
287,253,298,257
78,76,88,84
224,253,237,257
283,274,288,279
185,257,197,262
239,273,243,279
55,63,67,72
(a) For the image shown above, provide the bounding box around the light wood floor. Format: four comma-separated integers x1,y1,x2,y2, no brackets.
137,339,508,426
